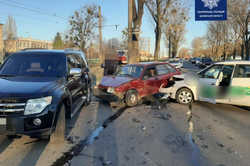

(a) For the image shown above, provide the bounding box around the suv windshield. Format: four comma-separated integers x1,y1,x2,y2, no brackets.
116,65,143,78
0,53,66,77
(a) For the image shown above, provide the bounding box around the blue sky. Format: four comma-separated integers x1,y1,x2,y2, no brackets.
0,0,207,53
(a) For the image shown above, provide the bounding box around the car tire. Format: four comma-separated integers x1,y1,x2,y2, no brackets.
50,104,66,143
176,88,193,105
125,90,139,107
86,85,92,105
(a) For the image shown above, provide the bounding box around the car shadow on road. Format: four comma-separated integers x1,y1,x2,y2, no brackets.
0,136,13,154
18,139,48,166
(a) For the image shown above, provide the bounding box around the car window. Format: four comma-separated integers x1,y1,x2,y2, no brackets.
0,53,66,77
165,64,176,73
234,65,250,78
156,64,170,75
143,67,157,79
67,54,78,72
200,65,222,79
116,65,143,78
219,65,234,86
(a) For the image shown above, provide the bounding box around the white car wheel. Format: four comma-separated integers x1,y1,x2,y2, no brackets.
176,88,193,104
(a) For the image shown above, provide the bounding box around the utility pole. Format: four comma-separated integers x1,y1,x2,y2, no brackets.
128,0,133,64
168,35,171,59
245,11,250,60
98,6,103,64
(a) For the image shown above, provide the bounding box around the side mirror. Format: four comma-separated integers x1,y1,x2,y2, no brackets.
84,68,89,73
101,64,105,68
69,68,82,77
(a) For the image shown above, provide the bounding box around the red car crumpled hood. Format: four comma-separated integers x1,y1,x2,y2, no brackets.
100,76,133,87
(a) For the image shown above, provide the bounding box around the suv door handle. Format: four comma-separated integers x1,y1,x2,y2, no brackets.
210,83,215,85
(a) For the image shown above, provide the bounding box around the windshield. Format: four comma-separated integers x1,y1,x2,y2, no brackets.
116,65,143,78
169,60,180,63
0,53,66,77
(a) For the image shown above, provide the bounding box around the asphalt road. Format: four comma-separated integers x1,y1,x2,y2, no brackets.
0,62,250,166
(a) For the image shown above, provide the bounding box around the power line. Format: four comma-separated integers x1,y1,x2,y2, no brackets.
0,0,67,20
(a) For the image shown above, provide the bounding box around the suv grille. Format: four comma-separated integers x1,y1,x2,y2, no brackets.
0,99,26,116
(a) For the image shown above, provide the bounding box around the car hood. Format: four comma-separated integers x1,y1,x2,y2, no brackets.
100,76,134,87
0,76,63,98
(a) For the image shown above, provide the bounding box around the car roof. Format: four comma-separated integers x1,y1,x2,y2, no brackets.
17,49,83,55
137,62,169,66
216,61,250,65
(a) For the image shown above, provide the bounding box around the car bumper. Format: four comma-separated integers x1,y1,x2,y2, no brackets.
0,107,55,137
94,87,124,102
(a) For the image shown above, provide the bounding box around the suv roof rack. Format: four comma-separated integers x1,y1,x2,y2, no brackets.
21,48,47,51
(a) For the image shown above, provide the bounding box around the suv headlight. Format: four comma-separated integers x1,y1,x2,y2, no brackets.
24,96,52,115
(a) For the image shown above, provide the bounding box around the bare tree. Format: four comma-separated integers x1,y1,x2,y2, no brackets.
163,1,189,58
228,0,249,59
192,37,205,57
128,0,145,64
206,21,230,60
66,4,98,53
3,15,17,40
146,0,172,61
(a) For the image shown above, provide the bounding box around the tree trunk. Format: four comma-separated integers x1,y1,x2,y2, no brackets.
154,25,161,61
241,43,244,60
233,46,236,59
131,34,140,64
245,39,249,60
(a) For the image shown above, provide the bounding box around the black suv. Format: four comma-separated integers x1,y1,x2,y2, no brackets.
0,49,91,141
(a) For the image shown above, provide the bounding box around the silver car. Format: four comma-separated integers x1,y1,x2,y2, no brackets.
160,61,250,106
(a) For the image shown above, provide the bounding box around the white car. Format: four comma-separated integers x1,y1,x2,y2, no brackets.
168,59,183,69
160,61,250,106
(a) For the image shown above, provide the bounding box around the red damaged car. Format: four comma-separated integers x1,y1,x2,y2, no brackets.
96,62,181,106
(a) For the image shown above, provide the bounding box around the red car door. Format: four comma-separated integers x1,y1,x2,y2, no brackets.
141,66,160,96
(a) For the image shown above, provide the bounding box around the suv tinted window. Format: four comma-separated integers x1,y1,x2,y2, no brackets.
234,65,250,78
0,53,66,77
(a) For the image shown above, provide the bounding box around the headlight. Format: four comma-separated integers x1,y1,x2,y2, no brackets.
24,96,52,115
107,87,115,93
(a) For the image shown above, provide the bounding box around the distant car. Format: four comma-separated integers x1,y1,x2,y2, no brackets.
117,50,128,64
195,58,202,65
96,62,181,106
199,57,213,68
160,61,250,106
168,59,183,69
190,58,196,64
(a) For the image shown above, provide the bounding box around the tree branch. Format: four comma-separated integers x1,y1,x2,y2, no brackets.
145,1,157,23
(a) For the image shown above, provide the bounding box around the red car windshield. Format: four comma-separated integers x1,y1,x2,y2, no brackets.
116,65,143,78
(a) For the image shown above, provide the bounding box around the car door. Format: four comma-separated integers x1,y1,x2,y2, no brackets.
142,66,159,96
230,64,250,106
66,54,82,103
197,64,223,103
215,65,235,104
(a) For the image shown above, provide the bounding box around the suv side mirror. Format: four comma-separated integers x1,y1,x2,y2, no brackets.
101,64,105,68
69,68,82,77
84,68,89,73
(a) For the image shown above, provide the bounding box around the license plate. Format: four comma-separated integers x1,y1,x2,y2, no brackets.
0,118,6,125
